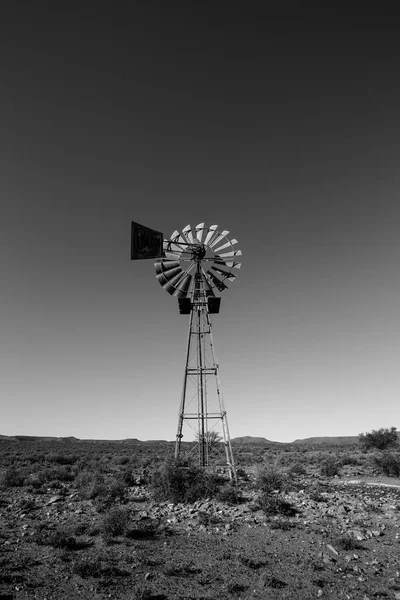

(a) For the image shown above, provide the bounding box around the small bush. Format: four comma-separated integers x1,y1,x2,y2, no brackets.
359,427,398,451
48,453,79,465
239,555,267,570
373,452,400,477
45,525,93,550
150,459,221,504
216,483,242,504
126,520,158,539
76,472,127,508
1,466,26,487
257,492,299,517
72,555,103,578
270,518,297,530
339,454,362,467
309,489,326,503
335,534,363,551
288,462,307,476
235,467,249,481
102,506,130,538
320,458,341,477
254,466,284,493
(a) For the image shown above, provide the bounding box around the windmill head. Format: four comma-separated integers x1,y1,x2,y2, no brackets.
131,221,242,312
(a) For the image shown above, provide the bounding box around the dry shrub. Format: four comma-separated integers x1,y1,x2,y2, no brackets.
102,506,130,538
150,459,221,504
2,466,26,487
373,452,400,477
216,483,242,504
320,458,341,477
254,465,284,493
288,462,307,476
257,492,299,517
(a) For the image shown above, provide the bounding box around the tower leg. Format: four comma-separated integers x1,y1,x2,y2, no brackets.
206,310,236,481
175,308,194,460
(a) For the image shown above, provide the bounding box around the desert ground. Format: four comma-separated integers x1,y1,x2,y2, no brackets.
1,436,400,599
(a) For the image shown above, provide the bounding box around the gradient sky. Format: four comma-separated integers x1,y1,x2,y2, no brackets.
1,5,400,442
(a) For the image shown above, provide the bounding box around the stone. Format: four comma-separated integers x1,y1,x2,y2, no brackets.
47,495,63,505
326,544,338,555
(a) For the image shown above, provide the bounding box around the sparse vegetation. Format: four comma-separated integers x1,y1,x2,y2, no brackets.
1,436,399,599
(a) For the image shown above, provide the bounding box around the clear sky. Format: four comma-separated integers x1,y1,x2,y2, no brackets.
1,5,400,442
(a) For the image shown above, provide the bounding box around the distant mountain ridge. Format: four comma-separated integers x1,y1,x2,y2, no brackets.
0,434,367,446
292,436,359,446
230,436,282,445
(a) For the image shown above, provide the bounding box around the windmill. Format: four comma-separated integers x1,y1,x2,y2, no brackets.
131,222,242,479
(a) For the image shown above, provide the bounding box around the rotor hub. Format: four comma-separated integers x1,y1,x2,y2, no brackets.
192,244,206,261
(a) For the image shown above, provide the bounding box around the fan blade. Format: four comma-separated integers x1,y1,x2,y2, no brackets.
195,223,205,242
214,259,241,269
168,230,187,249
213,239,238,253
156,267,184,287
182,224,195,244
208,230,229,248
163,270,189,294
174,273,192,298
217,249,242,258
164,252,182,260
207,271,228,292
154,260,180,275
204,225,219,246
210,265,236,280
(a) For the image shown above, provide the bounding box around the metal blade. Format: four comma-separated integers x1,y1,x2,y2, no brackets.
216,249,242,258
208,230,229,249
168,230,186,252
214,259,241,269
204,225,219,246
210,265,236,280
163,270,189,294
174,273,192,298
154,260,180,275
213,239,238,253
156,266,184,288
182,224,194,244
164,251,182,260
207,271,228,292
195,223,205,242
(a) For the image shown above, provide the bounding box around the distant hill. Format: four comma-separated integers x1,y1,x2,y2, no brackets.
292,436,358,446
0,433,394,446
231,436,281,445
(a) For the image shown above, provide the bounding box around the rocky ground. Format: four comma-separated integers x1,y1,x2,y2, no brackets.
2,471,400,599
